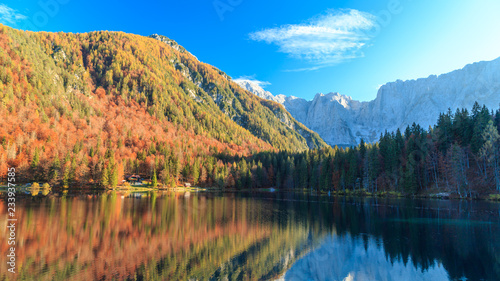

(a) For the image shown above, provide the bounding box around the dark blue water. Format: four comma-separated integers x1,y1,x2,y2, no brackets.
1,191,499,280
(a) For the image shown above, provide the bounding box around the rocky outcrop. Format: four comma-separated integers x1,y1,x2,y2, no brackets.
236,57,500,146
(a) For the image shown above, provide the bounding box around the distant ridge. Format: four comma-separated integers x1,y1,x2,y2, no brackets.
237,57,500,146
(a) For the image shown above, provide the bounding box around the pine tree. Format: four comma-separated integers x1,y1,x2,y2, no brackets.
50,156,60,184
246,169,252,188
471,104,491,153
346,151,357,189
151,169,158,187
192,160,200,185
31,148,40,169
31,148,40,180
479,120,500,190
436,111,453,153
101,166,109,187
452,108,471,145
256,161,264,188
62,166,70,188
368,145,380,192
359,139,367,159
495,108,500,133
285,156,295,188
110,166,119,188
170,154,180,181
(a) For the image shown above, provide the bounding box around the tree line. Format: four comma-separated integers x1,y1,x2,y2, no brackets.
19,102,499,198
223,102,500,196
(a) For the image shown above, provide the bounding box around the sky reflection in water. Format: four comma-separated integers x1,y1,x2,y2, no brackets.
0,191,498,280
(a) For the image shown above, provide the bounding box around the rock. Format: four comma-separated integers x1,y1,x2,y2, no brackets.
236,57,500,146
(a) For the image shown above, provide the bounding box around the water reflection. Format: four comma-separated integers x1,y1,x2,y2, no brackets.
282,235,449,281
0,191,499,280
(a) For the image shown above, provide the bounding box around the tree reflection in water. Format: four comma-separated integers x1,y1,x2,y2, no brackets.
0,191,498,280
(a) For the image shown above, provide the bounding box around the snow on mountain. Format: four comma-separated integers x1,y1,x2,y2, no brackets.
235,57,500,147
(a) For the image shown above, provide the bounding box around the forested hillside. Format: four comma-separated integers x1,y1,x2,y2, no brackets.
0,24,325,187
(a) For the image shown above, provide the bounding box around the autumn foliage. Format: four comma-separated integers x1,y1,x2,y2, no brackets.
0,24,325,187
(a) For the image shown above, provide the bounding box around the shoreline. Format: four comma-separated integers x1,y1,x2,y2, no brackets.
1,184,499,201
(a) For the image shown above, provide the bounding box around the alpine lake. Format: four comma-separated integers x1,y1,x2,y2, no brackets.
1,189,499,281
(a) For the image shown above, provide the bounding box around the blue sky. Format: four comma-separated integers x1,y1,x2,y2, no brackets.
2,0,500,101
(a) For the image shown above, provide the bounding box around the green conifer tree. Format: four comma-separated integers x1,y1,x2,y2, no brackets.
101,166,109,187
110,166,119,188
152,169,158,188
480,120,500,190
50,156,60,184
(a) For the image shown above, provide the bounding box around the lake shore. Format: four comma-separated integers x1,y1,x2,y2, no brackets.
1,183,500,201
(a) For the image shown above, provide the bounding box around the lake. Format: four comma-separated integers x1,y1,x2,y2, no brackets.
1,191,499,280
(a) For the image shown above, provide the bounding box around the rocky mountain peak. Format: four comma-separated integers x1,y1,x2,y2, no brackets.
236,57,500,147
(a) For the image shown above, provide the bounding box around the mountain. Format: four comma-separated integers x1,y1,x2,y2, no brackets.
147,34,326,150
236,58,500,146
0,24,325,186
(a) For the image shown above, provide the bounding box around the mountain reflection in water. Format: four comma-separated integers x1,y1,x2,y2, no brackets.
0,191,498,280
281,235,448,281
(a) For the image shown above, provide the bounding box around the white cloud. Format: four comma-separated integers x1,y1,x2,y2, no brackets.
0,4,26,26
249,9,376,70
233,76,271,88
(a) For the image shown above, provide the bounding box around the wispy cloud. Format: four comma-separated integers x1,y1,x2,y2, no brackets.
233,76,271,88
249,9,376,71
0,4,26,26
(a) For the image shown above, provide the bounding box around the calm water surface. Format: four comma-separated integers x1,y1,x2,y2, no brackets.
0,191,499,281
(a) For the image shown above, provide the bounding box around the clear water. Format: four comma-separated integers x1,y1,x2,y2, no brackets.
1,191,499,280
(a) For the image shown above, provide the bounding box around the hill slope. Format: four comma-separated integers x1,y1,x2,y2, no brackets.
0,24,325,185
147,34,326,150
